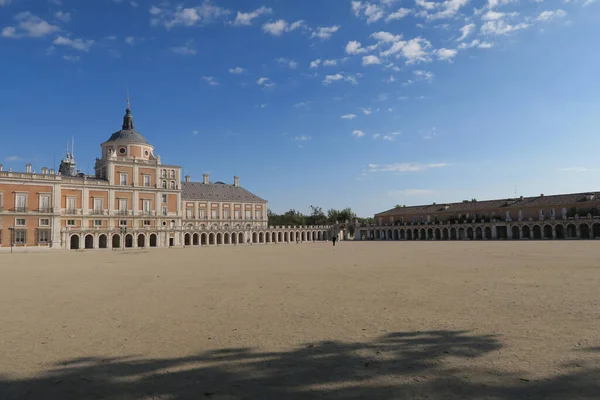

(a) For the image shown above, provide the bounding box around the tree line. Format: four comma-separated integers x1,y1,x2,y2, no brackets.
268,206,375,227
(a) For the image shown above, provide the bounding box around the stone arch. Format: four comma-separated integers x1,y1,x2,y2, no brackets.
580,223,590,239
201,233,208,245
434,228,441,240
99,234,107,249
593,223,600,239
555,224,565,239
112,234,121,249
259,232,264,243
399,229,406,240
238,232,244,244
284,232,290,242
149,234,157,247
458,227,465,240
450,227,457,240
209,232,215,245
522,225,531,239
192,233,199,246
442,228,449,240
511,226,520,240
566,223,577,239
253,232,258,243
83,234,93,249
266,232,271,243
392,229,398,240
543,225,553,239
278,232,284,242
184,233,191,246
301,231,306,241
224,232,231,245
137,234,146,248
467,227,474,240
125,234,133,248
406,229,413,240
475,227,483,240
419,228,426,240
484,226,492,240
427,228,433,240
386,229,392,240
532,225,542,240
217,232,223,245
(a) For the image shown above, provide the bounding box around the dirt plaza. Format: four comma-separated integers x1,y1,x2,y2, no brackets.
0,241,599,399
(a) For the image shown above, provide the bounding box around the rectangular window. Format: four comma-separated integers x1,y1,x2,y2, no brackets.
39,195,50,212
170,170,175,179
15,218,26,226
412,216,417,223
518,210,523,219
561,208,567,217
93,198,103,212
120,173,128,186
199,208,206,218
245,210,251,219
0,193,3,211
162,194,167,203
255,210,262,220
94,220,102,226
15,230,26,244
186,209,193,218
162,170,167,179
426,215,431,223
67,219,75,226
119,199,128,214
143,175,151,187
38,230,49,244
143,220,151,226
506,211,511,219
211,209,218,219
550,208,555,217
162,206,167,216
39,218,50,226
119,220,127,226
67,197,76,212
223,209,230,218
539,209,544,217
234,210,240,219
142,199,151,213
16,193,27,212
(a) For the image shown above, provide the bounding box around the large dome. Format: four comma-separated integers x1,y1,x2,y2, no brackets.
103,108,149,145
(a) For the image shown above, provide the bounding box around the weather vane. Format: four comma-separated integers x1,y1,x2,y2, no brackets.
126,90,131,110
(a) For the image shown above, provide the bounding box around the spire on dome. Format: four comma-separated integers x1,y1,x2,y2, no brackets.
122,108,135,130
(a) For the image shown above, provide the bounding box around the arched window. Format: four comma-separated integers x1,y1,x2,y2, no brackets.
162,180,167,188
170,170,175,179
161,170,167,179
170,181,175,189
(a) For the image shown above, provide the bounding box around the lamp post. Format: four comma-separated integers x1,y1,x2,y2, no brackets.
8,226,14,254
119,227,127,250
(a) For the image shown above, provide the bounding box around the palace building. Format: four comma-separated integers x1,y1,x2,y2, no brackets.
0,106,331,250
358,192,600,241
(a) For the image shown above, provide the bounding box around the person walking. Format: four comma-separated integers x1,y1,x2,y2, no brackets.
332,236,337,247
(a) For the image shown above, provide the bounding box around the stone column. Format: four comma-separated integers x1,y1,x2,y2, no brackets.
507,226,513,240
491,225,497,239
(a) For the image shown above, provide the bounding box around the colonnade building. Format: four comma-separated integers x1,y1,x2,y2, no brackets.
0,106,330,250
359,193,600,241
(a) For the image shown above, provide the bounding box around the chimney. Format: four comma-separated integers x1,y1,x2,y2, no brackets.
41,167,48,175
0,164,3,172
540,193,544,197
234,176,239,187
25,163,32,173
203,173,209,184
520,196,523,200
49,168,55,175
185,175,191,183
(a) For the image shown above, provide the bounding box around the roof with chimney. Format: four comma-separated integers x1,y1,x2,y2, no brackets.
102,107,149,145
181,181,267,203
376,191,600,217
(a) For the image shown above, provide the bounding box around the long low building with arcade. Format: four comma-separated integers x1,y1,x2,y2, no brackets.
358,192,600,241
0,106,331,250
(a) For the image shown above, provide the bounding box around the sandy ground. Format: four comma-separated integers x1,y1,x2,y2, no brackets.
0,241,599,400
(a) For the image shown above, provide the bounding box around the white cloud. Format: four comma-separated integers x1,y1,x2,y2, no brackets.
381,37,432,64
413,70,434,81
150,2,231,29
352,1,394,23
481,20,529,35
458,39,494,49
368,162,449,172
323,59,337,66
537,9,567,22
2,12,60,38
361,107,372,115
389,189,436,196
346,40,366,55
352,130,366,137
363,55,381,65
202,76,219,86
323,73,344,84
310,59,321,68
371,31,402,43
294,101,309,109
386,8,411,21
418,0,470,20
373,133,381,139
311,25,340,40
55,11,71,22
277,57,297,69
192,130,199,135
482,10,510,20
434,48,457,61
257,77,274,87
233,6,272,26
4,155,22,161
171,41,196,55
293,135,310,141
457,23,475,41
0,0,14,7
62,55,80,61
341,114,357,119
229,66,245,74
262,19,304,36
53,36,94,52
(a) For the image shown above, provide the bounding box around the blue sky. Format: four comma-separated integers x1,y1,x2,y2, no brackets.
1,0,599,217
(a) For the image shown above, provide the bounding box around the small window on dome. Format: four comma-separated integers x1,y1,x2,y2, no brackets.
119,147,126,154
144,150,149,157
107,148,113,155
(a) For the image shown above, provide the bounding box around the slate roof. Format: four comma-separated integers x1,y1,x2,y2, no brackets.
376,191,599,217
181,182,267,203
105,129,149,145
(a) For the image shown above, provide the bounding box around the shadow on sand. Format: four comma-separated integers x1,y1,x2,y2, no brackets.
0,330,598,399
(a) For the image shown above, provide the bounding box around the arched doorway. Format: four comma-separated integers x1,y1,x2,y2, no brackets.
555,225,565,239
99,234,107,249
406,229,412,240
484,226,492,240
450,228,457,240
217,233,223,245
511,226,520,240
427,228,433,240
580,224,590,239
593,223,600,239
137,234,145,248
259,232,264,243
475,227,482,240
279,232,284,242
467,227,474,240
149,234,157,247
253,232,258,243
284,232,289,242
224,233,230,244
125,234,133,248
184,233,191,246
209,233,215,245
458,227,465,240
84,234,94,249
543,225,553,239
232,232,237,244
419,229,426,240
442,228,449,240
201,233,207,245
400,229,406,240
70,234,80,250
112,234,121,249
193,233,199,246
566,224,577,239
522,225,531,239
238,232,244,244
532,225,542,239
